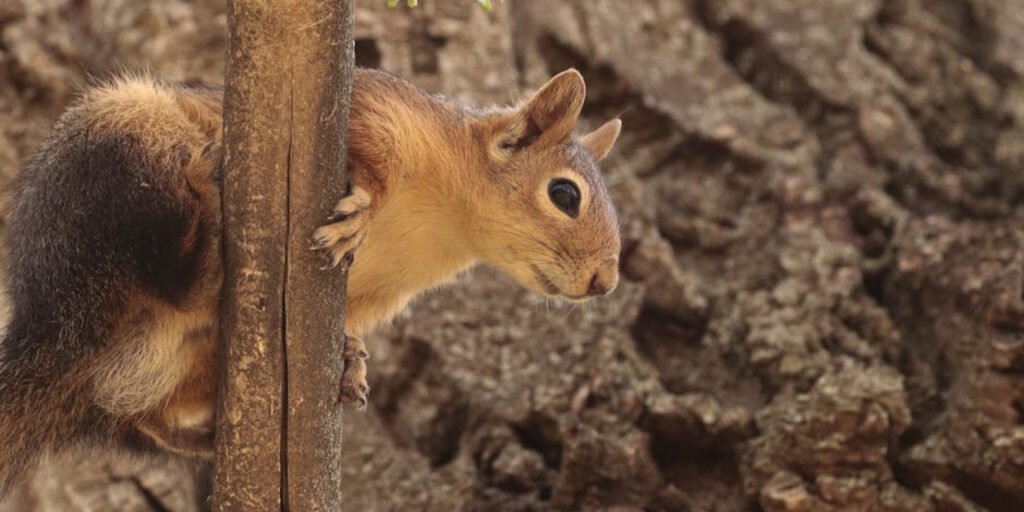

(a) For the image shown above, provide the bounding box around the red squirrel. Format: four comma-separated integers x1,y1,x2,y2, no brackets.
0,68,622,492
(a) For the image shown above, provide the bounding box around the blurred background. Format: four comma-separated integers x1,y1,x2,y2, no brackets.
1,0,1023,510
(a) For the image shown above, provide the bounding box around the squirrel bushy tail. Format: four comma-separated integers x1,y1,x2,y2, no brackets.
0,81,222,495
0,325,96,494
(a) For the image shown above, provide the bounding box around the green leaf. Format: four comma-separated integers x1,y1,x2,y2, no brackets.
478,0,493,10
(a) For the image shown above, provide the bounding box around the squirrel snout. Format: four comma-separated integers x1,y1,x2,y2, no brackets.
586,260,619,297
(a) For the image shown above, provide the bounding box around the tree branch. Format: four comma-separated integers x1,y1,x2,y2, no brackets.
213,1,353,510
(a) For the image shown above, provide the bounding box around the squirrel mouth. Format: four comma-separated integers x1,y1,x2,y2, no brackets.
530,264,562,296
529,264,588,300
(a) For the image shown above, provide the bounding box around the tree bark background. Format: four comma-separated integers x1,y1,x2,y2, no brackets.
0,1,1022,511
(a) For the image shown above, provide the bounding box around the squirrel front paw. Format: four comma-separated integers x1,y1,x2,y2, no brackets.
339,334,370,409
312,186,371,268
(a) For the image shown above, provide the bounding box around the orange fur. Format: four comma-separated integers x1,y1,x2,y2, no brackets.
44,68,623,454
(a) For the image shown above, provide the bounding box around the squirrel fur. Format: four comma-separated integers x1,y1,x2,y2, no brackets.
0,67,622,492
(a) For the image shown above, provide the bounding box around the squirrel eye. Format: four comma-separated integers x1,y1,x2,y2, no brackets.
548,179,580,218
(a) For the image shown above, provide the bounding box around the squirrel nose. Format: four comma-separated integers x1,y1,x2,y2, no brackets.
586,263,618,297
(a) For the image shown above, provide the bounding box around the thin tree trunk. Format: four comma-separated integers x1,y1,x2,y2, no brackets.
213,0,354,510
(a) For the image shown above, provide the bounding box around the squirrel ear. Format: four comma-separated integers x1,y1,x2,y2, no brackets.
509,69,585,148
580,119,621,161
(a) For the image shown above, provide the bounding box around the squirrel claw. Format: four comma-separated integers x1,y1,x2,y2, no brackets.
339,334,370,409
339,383,369,410
339,358,369,410
323,249,351,271
312,186,371,270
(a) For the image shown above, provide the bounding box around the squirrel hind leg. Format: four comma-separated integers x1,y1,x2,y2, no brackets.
133,416,214,459
339,334,370,410
130,362,216,458
130,334,218,459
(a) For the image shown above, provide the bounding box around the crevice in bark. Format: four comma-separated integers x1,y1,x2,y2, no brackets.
278,58,295,510
419,390,468,469
631,307,706,394
512,413,563,471
373,337,436,422
689,0,848,127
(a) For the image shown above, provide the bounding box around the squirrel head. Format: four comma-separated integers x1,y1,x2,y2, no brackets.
469,69,622,301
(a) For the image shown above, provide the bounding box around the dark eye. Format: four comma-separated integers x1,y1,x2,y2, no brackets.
548,179,580,217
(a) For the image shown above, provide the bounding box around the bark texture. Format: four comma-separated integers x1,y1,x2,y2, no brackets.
214,0,352,511
0,0,1022,511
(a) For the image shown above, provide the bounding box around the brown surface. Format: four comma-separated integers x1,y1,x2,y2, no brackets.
213,0,353,511
213,0,288,508
277,0,353,509
0,0,1022,511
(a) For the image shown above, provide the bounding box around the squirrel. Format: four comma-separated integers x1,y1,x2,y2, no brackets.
0,67,622,492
